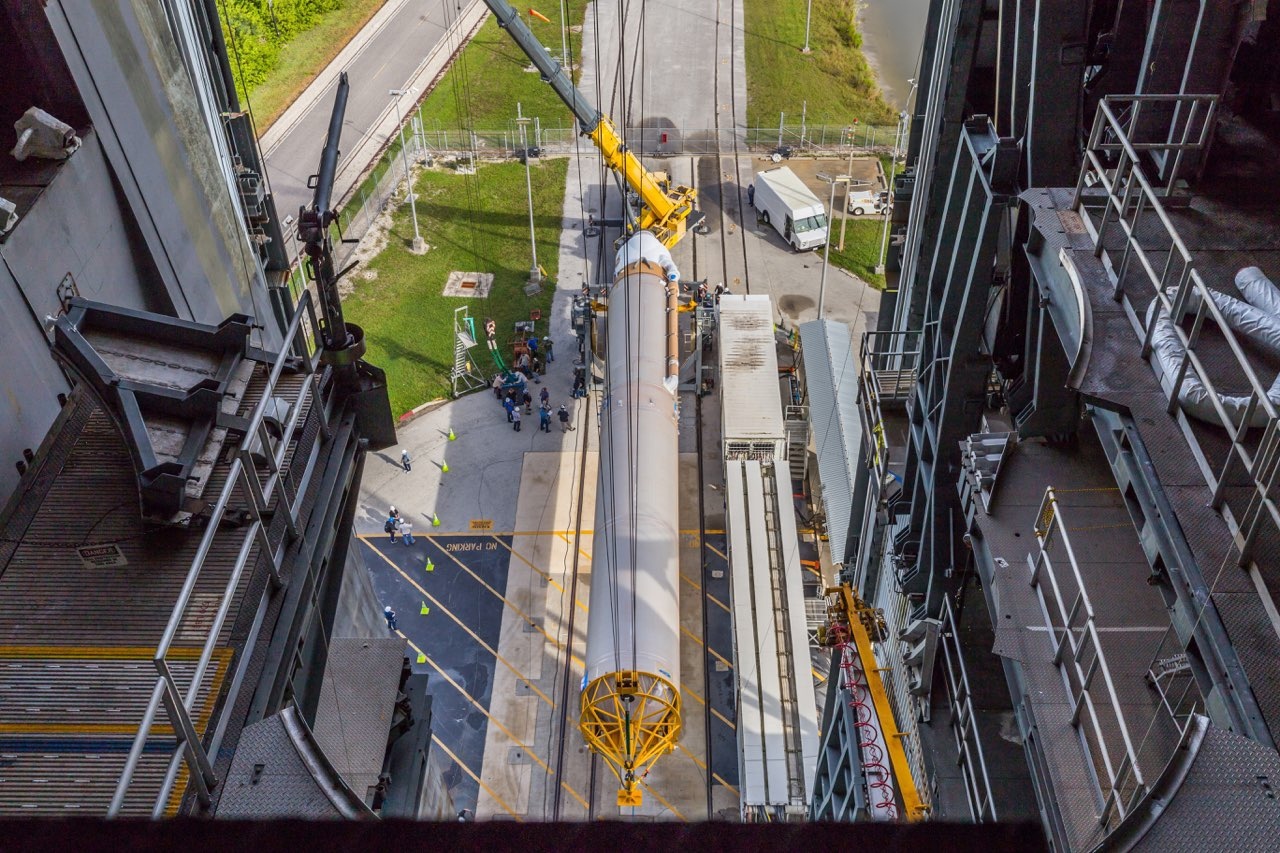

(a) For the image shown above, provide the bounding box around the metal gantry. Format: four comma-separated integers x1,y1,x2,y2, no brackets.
109,292,323,816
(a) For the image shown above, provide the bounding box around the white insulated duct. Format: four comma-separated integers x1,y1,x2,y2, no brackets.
1147,267,1280,428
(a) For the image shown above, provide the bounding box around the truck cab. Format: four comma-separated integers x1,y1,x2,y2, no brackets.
751,166,828,251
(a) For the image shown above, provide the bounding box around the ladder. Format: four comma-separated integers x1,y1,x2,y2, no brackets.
760,463,807,805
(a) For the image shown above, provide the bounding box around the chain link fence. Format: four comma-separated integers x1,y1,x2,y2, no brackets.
328,112,902,264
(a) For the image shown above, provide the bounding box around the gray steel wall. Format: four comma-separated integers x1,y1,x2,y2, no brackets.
0,1,283,505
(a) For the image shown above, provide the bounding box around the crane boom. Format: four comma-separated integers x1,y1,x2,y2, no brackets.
483,0,702,247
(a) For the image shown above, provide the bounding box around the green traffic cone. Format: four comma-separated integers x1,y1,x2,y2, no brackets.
420,601,430,615
442,461,449,473
432,513,441,527
448,428,457,441
426,558,435,573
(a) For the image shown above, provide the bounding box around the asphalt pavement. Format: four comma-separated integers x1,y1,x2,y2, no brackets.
260,0,486,259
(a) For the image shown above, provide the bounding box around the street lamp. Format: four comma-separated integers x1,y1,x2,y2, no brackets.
517,103,539,287
388,88,424,253
802,0,813,53
816,172,839,320
875,109,909,275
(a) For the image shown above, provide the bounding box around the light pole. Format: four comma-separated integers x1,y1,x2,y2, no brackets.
816,173,838,320
802,0,813,53
875,110,909,275
389,88,424,253
559,0,570,67
517,103,539,286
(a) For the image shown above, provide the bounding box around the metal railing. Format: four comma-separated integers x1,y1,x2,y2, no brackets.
1028,487,1146,827
1072,94,1280,567
858,329,921,483
108,290,323,817
938,596,997,822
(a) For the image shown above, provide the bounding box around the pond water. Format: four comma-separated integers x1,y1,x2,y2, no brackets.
859,0,931,108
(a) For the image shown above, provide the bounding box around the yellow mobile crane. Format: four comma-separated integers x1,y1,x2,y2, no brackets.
483,1,703,247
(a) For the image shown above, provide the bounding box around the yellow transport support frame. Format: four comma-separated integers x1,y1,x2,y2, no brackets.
829,585,929,821
579,669,682,806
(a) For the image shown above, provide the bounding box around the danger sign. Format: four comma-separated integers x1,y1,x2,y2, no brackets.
76,543,129,569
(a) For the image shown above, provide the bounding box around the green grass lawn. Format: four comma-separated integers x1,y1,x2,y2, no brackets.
744,0,895,127
239,0,388,132
419,1,591,131
827,218,888,289
343,158,569,414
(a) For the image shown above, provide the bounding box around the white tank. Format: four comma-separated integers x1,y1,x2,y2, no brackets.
580,232,683,805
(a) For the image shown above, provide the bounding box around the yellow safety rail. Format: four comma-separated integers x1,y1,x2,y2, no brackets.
579,669,682,806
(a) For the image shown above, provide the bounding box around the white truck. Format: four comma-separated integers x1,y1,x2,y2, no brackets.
750,166,828,251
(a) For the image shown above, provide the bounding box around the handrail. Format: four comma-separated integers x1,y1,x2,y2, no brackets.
109,290,321,817
938,596,997,822
1028,487,1146,827
1071,94,1280,566
858,329,921,481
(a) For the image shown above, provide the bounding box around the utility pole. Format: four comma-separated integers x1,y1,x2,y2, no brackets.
388,88,423,253
802,0,813,53
816,173,838,319
517,103,539,286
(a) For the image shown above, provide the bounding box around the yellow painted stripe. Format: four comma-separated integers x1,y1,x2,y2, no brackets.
555,531,593,563
706,591,731,613
680,572,702,591
681,684,706,706
401,529,724,537
399,633,589,811
681,625,734,670
362,538,555,707
638,779,687,822
432,734,523,822
0,646,207,660
712,773,740,798
676,742,707,770
0,722,168,736
705,543,728,561
362,535,583,670
710,706,736,730
493,536,588,613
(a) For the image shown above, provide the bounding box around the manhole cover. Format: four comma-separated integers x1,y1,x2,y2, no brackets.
443,270,493,297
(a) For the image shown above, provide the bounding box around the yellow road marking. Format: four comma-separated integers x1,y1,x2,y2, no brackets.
681,625,734,670
705,543,728,561
712,773,740,797
362,538,555,707
432,734,523,822
397,529,724,536
493,536,588,613
813,667,827,684
638,779,687,822
706,591,731,613
361,535,583,671
555,531,593,563
710,706,736,730
399,633,589,811
676,742,707,770
680,572,702,591
681,684,706,706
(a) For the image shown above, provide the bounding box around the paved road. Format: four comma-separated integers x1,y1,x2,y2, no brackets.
261,0,485,258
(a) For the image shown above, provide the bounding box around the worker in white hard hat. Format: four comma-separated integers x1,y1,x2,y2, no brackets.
383,606,397,632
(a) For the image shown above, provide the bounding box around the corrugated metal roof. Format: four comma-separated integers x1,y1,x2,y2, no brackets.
720,296,785,444
798,320,862,566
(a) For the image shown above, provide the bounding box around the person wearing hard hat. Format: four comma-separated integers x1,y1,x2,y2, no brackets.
383,606,397,631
